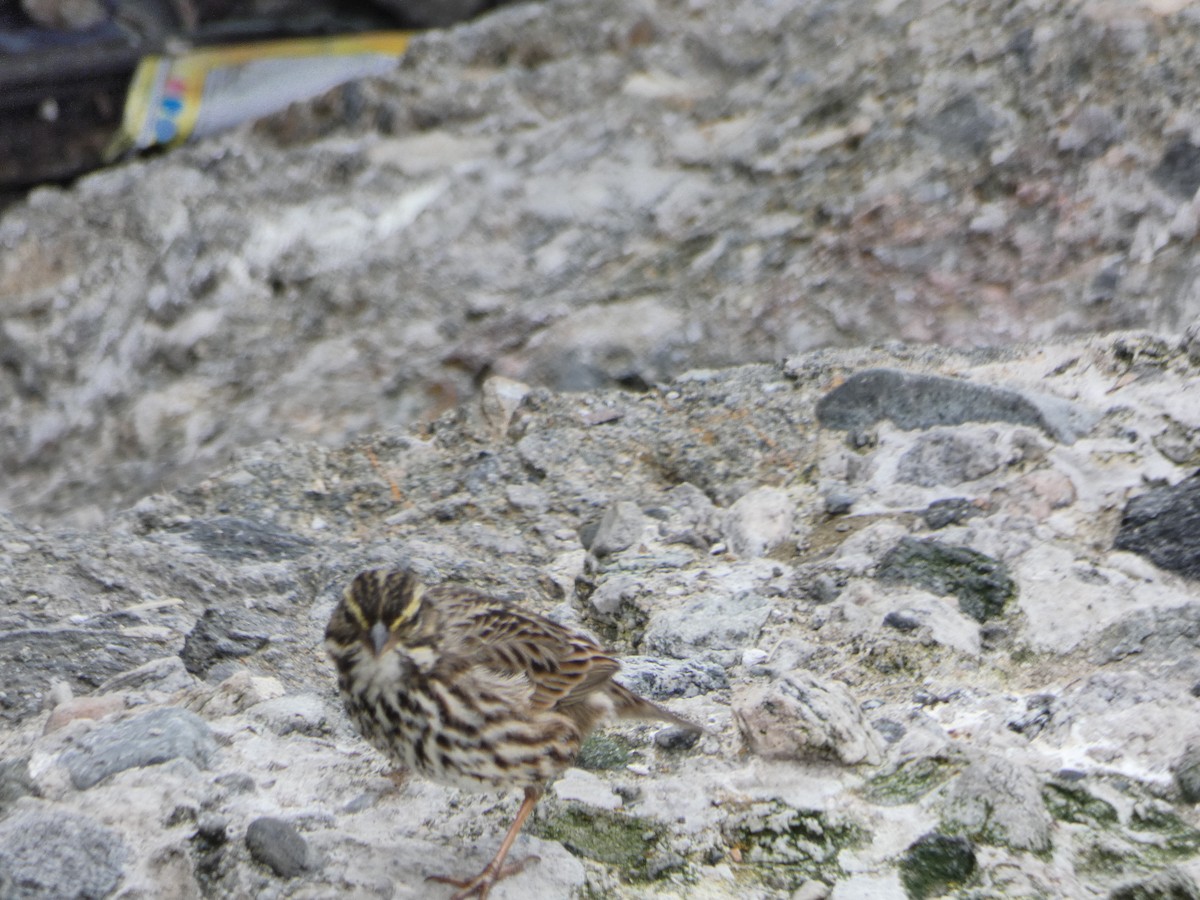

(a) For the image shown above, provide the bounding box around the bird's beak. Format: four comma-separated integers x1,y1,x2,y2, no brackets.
369,621,389,657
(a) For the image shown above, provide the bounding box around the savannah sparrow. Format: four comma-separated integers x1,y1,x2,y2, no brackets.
325,568,700,899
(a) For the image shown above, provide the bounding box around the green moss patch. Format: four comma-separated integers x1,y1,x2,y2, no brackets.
576,733,632,771
1043,784,1118,826
531,806,670,881
861,756,959,806
877,538,1015,622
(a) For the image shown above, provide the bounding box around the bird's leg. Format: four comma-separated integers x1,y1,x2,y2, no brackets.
427,787,543,900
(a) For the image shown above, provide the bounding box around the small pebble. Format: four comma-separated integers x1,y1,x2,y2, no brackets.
245,817,309,878
824,490,854,516
883,611,921,632
654,726,701,751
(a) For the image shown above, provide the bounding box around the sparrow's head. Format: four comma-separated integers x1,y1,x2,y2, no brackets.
324,568,427,659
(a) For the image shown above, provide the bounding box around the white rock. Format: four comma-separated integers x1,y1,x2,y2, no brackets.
742,647,770,667
722,487,796,557
552,768,623,810
828,872,906,900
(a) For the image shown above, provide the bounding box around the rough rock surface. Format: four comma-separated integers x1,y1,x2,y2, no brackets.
0,330,1195,896
3,0,1200,895
5,0,1200,525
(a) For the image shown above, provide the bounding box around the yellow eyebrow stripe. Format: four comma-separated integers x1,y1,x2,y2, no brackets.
390,584,425,631
343,592,370,629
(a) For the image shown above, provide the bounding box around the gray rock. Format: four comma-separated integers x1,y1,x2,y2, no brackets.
815,369,1094,444
587,501,646,557
173,516,315,563
1114,474,1200,579
721,487,795,558
1109,866,1200,900
246,694,331,737
61,707,217,790
642,591,771,659
479,375,531,437
925,95,997,158
1057,104,1124,158
615,655,728,699
586,575,644,623
733,669,884,766
97,656,196,695
1092,604,1200,664
896,430,1002,487
823,489,855,516
1173,740,1200,804
0,809,125,899
245,817,309,878
0,757,36,814
656,482,722,548
180,608,274,678
943,755,1052,852
0,629,162,724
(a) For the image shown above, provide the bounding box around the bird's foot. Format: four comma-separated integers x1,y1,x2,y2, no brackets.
427,855,540,899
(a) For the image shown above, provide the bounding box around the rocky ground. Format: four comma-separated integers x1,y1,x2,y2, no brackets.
4,0,1200,897
6,0,1200,524
1,331,1200,898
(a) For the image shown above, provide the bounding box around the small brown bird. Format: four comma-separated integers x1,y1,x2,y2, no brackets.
325,568,699,899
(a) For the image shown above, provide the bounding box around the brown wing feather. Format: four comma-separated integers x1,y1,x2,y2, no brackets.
430,586,621,711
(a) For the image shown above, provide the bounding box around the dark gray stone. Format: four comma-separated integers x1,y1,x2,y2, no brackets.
0,809,126,899
1174,741,1200,805
180,608,274,677
245,817,309,878
653,726,701,751
882,610,921,632
61,707,217,790
922,498,981,530
815,369,1094,444
1114,474,1200,579
174,516,315,562
877,538,1015,623
1153,139,1200,199
0,629,161,724
1006,694,1055,740
823,489,855,516
872,719,906,744
899,832,976,900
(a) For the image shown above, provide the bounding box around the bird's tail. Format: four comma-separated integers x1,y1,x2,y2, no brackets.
608,682,704,733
